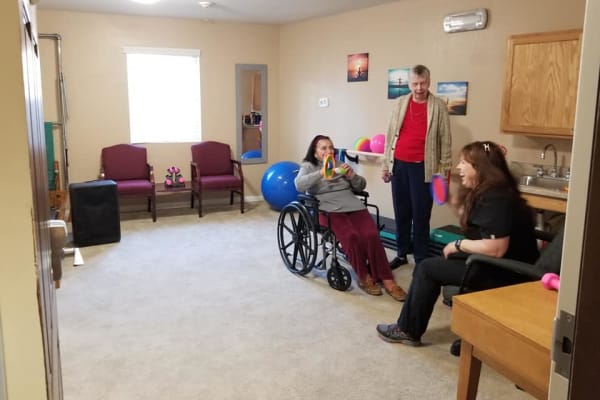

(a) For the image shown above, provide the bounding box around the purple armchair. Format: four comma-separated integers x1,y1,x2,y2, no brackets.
190,141,244,217
100,144,156,222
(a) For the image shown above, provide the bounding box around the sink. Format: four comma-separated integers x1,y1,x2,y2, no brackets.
519,175,569,191
519,175,569,197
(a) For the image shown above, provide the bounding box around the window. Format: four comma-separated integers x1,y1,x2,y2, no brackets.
124,47,201,143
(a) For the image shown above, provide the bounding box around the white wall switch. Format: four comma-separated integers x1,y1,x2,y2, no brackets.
318,97,329,108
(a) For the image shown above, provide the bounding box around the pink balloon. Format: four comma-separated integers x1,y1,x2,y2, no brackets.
370,133,386,153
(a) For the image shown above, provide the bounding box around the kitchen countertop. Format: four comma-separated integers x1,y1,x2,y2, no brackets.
519,184,568,200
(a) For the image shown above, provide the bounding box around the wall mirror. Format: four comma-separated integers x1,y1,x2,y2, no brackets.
236,64,267,164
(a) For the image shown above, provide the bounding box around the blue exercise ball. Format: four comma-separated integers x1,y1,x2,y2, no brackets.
261,161,301,211
241,149,262,160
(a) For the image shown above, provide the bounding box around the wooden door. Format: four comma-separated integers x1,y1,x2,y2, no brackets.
565,65,600,400
20,3,63,399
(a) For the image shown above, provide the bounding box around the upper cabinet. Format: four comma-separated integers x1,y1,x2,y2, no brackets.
500,29,582,138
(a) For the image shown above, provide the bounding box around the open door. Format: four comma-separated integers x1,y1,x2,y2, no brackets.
20,3,63,399
549,0,600,397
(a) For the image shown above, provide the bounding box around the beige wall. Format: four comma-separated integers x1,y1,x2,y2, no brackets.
278,0,585,225
38,10,280,198
0,1,50,399
38,0,584,225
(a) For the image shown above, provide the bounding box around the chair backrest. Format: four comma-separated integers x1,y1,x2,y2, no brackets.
102,144,149,181
191,141,233,176
534,222,565,275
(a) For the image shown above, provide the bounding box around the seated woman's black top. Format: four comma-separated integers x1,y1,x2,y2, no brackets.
464,189,539,264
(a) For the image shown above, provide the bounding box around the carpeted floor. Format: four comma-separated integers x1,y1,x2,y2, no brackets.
57,202,531,399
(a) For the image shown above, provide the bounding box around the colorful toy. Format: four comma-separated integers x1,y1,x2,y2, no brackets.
353,137,371,152
322,153,347,179
430,173,448,205
261,161,302,211
165,166,185,187
322,153,336,179
541,272,560,291
370,133,386,153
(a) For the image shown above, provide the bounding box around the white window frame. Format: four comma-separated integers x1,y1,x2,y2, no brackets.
123,47,201,143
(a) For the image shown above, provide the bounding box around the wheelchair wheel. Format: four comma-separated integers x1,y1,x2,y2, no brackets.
277,201,318,276
327,265,352,291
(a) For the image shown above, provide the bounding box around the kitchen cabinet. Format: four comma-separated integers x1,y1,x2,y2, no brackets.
500,29,582,138
522,193,567,213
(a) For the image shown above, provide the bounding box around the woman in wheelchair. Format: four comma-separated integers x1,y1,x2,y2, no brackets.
377,141,539,346
295,134,406,301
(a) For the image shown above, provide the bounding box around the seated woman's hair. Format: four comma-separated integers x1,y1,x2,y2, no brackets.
458,141,521,226
461,141,515,186
303,134,332,165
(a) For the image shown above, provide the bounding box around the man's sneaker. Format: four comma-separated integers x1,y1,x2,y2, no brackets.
389,255,408,270
376,324,421,346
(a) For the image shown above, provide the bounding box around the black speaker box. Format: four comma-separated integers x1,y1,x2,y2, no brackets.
69,180,121,247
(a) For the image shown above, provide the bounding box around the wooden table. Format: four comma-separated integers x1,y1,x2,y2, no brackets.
155,182,193,216
155,182,192,194
451,282,557,399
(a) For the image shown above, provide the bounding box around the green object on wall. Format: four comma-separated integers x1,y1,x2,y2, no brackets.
45,122,55,190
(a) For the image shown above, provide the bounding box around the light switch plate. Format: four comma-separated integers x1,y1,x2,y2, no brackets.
318,97,329,108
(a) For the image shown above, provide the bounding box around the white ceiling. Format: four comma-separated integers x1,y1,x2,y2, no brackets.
37,0,401,24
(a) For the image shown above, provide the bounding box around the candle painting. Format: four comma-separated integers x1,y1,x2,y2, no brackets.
347,53,369,82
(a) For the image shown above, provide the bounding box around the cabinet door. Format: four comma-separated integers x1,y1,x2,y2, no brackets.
501,29,582,138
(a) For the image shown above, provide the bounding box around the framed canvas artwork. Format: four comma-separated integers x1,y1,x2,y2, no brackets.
388,68,410,99
437,81,468,115
347,53,369,82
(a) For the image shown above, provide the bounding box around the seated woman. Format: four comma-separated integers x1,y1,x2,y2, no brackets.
376,141,539,345
295,134,406,301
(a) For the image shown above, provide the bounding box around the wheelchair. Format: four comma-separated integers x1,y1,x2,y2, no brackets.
276,191,382,291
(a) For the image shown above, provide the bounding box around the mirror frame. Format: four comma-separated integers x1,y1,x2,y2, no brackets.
236,64,268,164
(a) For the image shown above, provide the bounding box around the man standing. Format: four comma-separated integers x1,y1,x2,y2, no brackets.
381,65,452,269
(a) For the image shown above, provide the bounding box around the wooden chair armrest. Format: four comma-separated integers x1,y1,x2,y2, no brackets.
232,159,244,179
148,164,155,183
190,161,200,180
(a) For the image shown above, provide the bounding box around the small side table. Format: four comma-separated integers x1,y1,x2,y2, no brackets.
156,182,192,194
155,182,193,217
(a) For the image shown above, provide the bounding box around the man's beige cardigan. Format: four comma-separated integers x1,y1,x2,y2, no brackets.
381,92,452,182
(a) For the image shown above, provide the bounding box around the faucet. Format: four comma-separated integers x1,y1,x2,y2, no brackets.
541,144,558,177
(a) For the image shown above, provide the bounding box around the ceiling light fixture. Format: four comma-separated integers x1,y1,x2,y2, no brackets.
198,1,215,8
131,0,161,4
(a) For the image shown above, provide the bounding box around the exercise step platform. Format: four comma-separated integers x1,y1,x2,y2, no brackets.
429,225,464,256
371,214,464,256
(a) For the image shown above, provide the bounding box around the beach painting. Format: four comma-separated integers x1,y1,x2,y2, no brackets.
387,68,410,99
437,81,468,115
347,53,369,82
